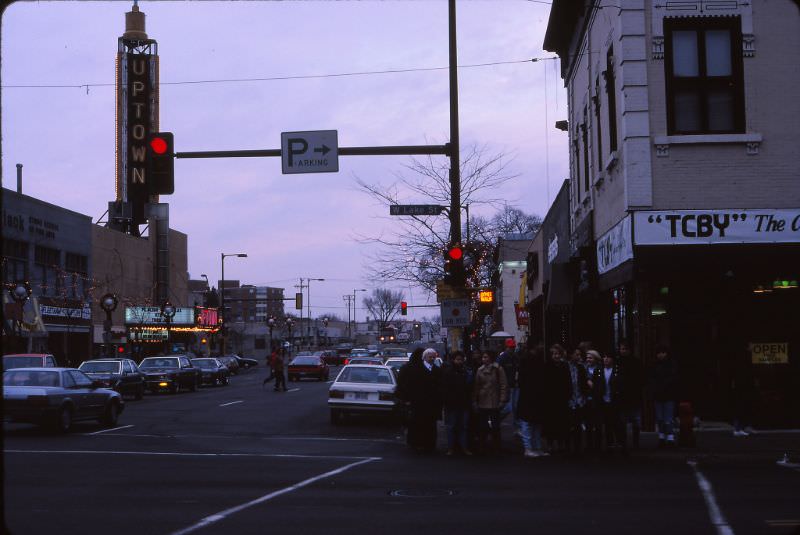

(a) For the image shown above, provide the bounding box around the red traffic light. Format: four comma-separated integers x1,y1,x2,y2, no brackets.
401,301,408,315
150,136,168,155
447,246,463,261
117,346,125,354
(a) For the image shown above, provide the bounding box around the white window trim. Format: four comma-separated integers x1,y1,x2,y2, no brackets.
654,133,762,156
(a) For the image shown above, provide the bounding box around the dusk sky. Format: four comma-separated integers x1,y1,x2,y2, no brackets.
2,0,569,320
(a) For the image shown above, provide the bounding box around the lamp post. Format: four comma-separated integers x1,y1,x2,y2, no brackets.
268,316,276,351
161,301,176,354
200,273,209,306
220,252,247,353
353,288,367,342
100,293,118,357
306,278,324,347
9,281,32,353
285,317,294,355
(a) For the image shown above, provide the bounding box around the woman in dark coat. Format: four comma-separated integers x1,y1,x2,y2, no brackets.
517,345,548,457
396,348,442,452
542,344,572,453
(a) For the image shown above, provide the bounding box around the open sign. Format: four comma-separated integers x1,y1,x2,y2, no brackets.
751,342,789,364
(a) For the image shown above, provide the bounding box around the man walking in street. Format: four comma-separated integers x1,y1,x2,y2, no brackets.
262,346,277,387
272,348,287,392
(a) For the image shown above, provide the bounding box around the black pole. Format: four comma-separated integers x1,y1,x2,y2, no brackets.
448,0,461,246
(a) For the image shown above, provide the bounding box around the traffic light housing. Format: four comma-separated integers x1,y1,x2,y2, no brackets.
400,301,407,316
443,244,466,287
147,132,174,195
295,292,303,310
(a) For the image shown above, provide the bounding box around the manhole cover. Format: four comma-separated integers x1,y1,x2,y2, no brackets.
389,489,456,498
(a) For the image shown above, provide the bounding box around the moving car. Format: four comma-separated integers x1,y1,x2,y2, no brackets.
384,357,410,375
138,355,201,394
3,367,124,432
316,350,342,366
233,355,259,370
347,357,384,366
328,365,397,424
78,358,146,400
344,349,370,365
288,355,330,382
3,353,58,371
191,358,230,386
216,355,240,375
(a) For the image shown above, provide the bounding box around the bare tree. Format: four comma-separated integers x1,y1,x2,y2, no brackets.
355,146,539,293
362,288,405,330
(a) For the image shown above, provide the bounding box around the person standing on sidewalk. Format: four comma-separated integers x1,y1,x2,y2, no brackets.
617,340,644,449
518,345,548,458
498,339,520,434
543,344,571,454
566,347,589,456
649,345,678,447
472,351,508,454
583,349,603,453
593,351,626,453
397,348,442,453
441,351,473,456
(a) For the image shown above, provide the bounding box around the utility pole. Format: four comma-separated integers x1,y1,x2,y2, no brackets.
295,278,306,349
343,295,354,339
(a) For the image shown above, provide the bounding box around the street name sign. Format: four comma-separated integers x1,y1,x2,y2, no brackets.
389,205,445,216
281,130,339,174
441,298,470,327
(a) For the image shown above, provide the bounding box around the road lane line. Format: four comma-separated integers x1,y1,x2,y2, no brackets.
85,424,134,435
85,432,402,443
170,457,380,535
4,449,381,461
219,400,244,407
286,388,300,393
688,460,734,535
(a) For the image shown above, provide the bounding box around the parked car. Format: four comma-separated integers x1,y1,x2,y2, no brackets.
3,368,125,432
288,355,330,382
316,350,342,366
138,355,201,394
380,347,408,361
344,349,370,365
3,353,58,371
191,358,230,386
328,365,397,424
216,355,240,375
384,357,409,375
347,357,384,366
78,358,146,400
233,355,259,370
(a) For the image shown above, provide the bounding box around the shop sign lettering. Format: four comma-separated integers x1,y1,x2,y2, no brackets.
635,209,800,245
597,215,633,275
751,342,789,365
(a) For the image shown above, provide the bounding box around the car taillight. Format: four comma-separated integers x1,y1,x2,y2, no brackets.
379,392,394,401
344,359,349,365
329,390,344,399
27,395,49,406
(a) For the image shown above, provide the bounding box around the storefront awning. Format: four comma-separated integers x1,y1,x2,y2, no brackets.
547,262,573,307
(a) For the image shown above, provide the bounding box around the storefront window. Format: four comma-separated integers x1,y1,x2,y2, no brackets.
611,286,628,351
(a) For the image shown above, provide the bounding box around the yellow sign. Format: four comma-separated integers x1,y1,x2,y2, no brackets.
479,290,494,303
751,342,789,364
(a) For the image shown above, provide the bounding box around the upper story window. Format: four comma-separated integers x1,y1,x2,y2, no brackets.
664,16,745,135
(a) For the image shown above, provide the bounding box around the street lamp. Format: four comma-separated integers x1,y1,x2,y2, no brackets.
8,281,32,352
353,288,367,341
200,273,209,306
268,316,276,350
306,278,325,345
161,301,176,354
100,293,118,357
285,317,294,354
220,253,247,353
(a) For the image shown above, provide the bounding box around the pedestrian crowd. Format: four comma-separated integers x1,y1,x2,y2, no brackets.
396,339,682,457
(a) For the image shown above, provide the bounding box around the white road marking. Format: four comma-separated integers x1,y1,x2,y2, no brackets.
219,400,244,407
286,388,300,393
688,460,735,535
170,457,380,535
85,432,402,443
84,425,134,435
776,460,800,473
4,449,382,461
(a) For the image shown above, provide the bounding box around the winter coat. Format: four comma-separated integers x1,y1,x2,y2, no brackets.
649,358,678,402
397,362,443,420
517,355,547,423
592,364,623,404
472,363,508,410
497,350,519,388
440,363,472,410
618,354,643,408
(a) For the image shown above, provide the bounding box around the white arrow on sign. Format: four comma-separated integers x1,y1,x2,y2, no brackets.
281,130,339,174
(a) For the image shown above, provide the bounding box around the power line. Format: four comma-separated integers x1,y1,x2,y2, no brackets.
2,57,558,90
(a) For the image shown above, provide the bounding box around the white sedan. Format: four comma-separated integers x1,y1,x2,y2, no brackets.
328,365,397,424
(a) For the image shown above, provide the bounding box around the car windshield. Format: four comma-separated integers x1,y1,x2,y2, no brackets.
79,361,121,373
336,367,393,384
350,351,370,357
3,370,60,387
3,356,44,370
192,359,217,369
291,357,319,365
139,357,180,369
349,358,381,364
385,360,406,370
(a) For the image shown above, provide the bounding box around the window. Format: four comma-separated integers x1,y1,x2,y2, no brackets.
573,139,582,199
593,77,603,170
581,112,590,193
665,17,744,134
604,47,618,152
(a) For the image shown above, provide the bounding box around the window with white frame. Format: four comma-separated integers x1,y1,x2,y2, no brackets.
664,16,745,135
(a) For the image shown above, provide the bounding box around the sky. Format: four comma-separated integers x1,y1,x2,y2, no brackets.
1,0,569,321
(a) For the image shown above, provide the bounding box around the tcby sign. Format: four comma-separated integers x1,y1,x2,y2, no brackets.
634,209,800,245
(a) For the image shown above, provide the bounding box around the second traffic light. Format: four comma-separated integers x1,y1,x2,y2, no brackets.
400,301,408,315
295,292,303,310
443,244,466,287
147,132,174,195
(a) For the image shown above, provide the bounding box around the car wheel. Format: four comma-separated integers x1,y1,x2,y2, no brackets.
100,401,120,427
223,376,230,386
135,384,144,400
330,409,342,425
52,406,73,433
169,382,178,395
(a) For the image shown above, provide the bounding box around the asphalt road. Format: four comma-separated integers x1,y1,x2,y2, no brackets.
4,366,800,535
